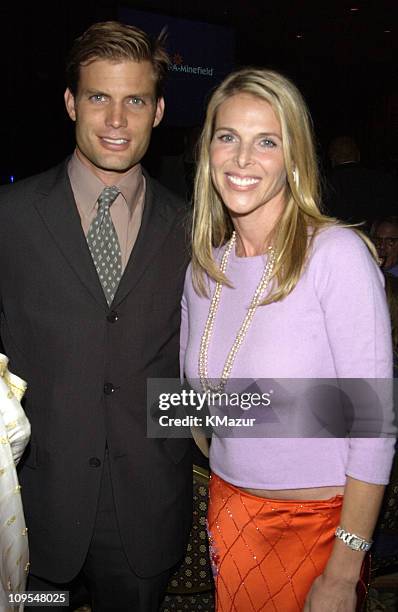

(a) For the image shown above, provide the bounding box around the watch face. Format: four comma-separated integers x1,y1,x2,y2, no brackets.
350,537,361,550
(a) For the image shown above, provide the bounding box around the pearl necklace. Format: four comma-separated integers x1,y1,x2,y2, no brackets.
198,231,276,393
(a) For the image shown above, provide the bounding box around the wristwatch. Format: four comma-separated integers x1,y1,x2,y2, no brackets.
335,526,373,552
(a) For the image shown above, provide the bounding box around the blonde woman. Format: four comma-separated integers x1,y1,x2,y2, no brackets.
0,355,30,611
180,68,395,611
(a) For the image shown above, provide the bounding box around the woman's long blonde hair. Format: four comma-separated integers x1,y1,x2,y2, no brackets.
192,67,373,303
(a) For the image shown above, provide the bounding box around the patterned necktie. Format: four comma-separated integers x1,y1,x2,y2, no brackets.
86,185,122,306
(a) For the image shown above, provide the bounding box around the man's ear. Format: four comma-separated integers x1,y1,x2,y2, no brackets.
153,97,165,127
64,88,77,122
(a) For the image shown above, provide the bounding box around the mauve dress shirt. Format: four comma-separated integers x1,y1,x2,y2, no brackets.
181,226,396,489
68,152,145,272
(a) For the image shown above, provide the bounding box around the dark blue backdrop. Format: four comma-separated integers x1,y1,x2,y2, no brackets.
118,6,235,126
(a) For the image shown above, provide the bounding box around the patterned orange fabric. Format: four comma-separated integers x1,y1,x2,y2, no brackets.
208,473,343,612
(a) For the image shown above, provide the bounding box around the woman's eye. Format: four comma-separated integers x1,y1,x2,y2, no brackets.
218,134,235,143
259,138,276,148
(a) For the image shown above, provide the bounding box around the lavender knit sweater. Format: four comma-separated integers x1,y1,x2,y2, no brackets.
181,227,395,488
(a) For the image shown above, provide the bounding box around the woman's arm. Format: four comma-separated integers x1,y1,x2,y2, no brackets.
325,477,384,580
304,476,384,611
305,228,395,610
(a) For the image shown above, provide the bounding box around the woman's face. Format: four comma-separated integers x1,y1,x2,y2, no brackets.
210,93,287,223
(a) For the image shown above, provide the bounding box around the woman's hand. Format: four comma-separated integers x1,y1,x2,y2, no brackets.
303,573,357,612
303,476,385,611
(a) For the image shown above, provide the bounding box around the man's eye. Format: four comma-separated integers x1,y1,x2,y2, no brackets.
90,95,107,103
129,97,144,105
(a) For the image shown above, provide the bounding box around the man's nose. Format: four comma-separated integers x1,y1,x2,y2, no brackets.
376,244,385,258
105,102,127,128
375,240,388,254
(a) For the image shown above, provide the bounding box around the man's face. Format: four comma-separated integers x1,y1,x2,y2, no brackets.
373,222,398,269
64,59,164,185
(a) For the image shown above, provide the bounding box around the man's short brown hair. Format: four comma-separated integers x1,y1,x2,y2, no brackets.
66,21,169,98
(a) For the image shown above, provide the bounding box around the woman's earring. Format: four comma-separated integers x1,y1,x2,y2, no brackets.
292,168,299,187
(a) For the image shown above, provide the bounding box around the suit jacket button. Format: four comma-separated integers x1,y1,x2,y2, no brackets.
104,383,115,395
107,311,119,323
89,457,101,467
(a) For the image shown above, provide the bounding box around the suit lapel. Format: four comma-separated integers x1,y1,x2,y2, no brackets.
113,176,179,307
33,162,108,308
33,164,179,309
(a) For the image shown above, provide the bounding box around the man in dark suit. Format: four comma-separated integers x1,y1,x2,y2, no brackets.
0,21,192,611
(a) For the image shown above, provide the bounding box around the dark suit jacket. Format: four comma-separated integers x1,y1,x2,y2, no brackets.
0,161,192,582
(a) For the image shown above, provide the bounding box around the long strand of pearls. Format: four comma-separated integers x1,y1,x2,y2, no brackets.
198,231,276,393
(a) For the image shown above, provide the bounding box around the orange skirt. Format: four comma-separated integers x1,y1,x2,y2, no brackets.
208,473,344,612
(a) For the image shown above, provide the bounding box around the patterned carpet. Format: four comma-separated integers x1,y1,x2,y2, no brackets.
160,589,398,611
367,588,398,611
77,588,398,611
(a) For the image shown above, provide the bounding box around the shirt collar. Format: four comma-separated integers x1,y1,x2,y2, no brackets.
67,151,144,218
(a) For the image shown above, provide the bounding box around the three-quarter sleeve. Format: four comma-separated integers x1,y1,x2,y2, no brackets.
313,227,395,484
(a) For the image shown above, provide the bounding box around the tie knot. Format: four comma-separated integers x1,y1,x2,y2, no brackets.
98,186,120,210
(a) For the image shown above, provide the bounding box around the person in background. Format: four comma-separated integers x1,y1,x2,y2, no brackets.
325,135,397,227
371,216,398,277
384,272,398,365
155,126,201,203
0,355,30,611
0,21,192,611
181,68,395,611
